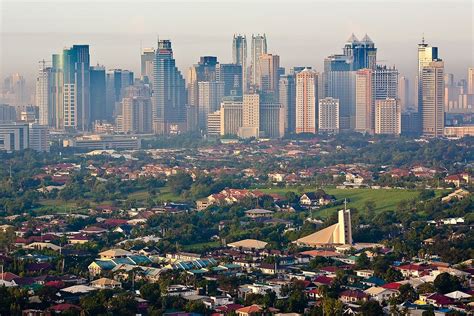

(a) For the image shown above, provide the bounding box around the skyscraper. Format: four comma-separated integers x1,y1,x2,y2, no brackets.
374,65,399,100
421,60,445,137
418,38,438,111
318,97,340,134
36,60,53,127
296,69,319,134
106,69,134,121
375,98,401,135
232,35,247,93
259,102,284,138
90,65,106,122
468,68,474,95
62,45,90,131
250,34,267,89
279,75,296,134
398,76,409,112
220,97,243,136
51,54,64,129
257,54,280,102
121,83,153,134
198,81,225,130
343,34,377,70
153,40,186,134
355,69,374,133
239,94,260,138
216,63,243,97
324,71,355,130
1,73,27,107
141,48,155,86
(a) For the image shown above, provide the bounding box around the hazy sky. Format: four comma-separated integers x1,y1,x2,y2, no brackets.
1,0,473,93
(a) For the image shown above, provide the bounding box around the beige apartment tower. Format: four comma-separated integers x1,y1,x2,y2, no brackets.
421,60,445,137
375,98,401,135
318,97,340,133
238,94,260,138
355,69,374,134
296,69,319,134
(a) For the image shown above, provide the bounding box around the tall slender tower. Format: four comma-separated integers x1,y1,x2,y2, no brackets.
257,53,279,101
250,34,267,89
36,60,53,127
296,69,319,134
468,68,474,95
233,35,247,93
421,60,445,137
398,76,409,112
355,69,374,134
153,39,186,134
418,37,438,111
141,48,155,86
279,75,296,134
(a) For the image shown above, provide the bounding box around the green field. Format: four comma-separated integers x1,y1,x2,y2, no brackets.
259,187,448,218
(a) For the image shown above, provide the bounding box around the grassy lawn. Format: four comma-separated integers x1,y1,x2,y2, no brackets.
35,199,84,213
259,187,448,218
180,241,221,252
127,185,183,203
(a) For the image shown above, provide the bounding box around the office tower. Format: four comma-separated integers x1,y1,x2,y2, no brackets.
51,54,64,129
260,102,284,138
421,60,445,137
62,45,90,131
279,75,296,134
418,38,438,111
153,40,186,134
90,65,106,122
121,83,153,134
207,110,221,137
324,71,356,130
296,69,319,134
374,65,398,101
29,123,50,152
1,73,27,107
355,69,374,133
0,123,29,152
220,97,243,136
375,98,401,135
216,63,243,97
141,48,155,86
257,54,280,102
239,94,260,138
36,60,53,126
232,34,247,93
343,34,377,70
468,68,474,95
319,97,340,133
324,55,352,72
0,104,16,123
398,76,409,112
444,74,460,111
106,69,134,121
250,34,267,89
198,81,225,130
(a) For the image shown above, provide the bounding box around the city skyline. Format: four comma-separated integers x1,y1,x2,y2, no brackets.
1,0,473,90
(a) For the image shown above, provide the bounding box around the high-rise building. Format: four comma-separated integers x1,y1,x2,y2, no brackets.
421,60,445,137
398,76,409,112
418,38,438,111
296,69,319,134
141,48,155,86
374,65,398,101
0,123,29,152
153,40,187,134
207,110,221,137
90,65,106,122
62,45,91,131
355,69,374,134
216,63,243,97
468,68,474,95
36,60,53,127
257,54,280,101
279,75,296,134
29,123,50,152
51,54,64,129
1,73,27,107
323,71,356,130
0,104,16,123
375,98,401,135
220,97,243,136
239,94,260,138
319,97,340,134
120,83,153,134
343,34,377,70
250,34,267,89
259,102,284,138
232,35,247,93
198,81,225,130
106,69,134,121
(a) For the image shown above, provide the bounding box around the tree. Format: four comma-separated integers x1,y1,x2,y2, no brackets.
434,273,462,294
355,252,370,269
0,227,15,252
360,300,383,316
417,282,436,294
322,297,344,316
140,283,161,306
397,284,417,303
383,267,403,283
168,172,193,195
185,300,207,314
